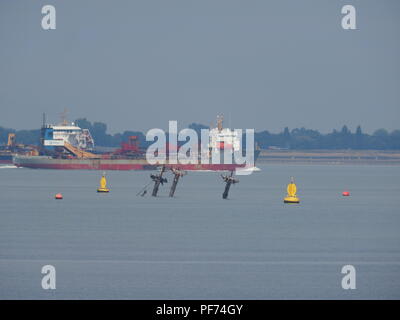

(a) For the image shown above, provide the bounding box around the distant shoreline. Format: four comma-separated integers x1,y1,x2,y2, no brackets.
258,149,400,165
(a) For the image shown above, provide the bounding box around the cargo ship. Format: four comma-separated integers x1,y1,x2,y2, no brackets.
13,116,260,171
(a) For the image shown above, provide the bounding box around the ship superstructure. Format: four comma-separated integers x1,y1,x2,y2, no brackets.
41,122,94,152
208,115,241,152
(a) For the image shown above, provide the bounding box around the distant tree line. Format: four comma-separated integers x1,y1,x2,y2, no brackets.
0,126,41,146
255,125,400,150
1,120,399,150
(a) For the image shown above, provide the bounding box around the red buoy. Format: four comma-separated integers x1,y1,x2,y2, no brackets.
55,193,63,200
342,191,350,196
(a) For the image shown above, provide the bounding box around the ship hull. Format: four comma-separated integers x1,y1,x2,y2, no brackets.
13,151,260,171
0,155,13,164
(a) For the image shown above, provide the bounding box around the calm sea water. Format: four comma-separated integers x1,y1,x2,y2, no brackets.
0,164,399,299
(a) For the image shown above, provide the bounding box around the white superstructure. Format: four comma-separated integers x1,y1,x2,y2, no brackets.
42,122,94,150
209,115,241,151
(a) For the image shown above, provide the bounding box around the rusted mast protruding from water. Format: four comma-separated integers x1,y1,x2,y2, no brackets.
169,168,186,197
151,165,168,197
221,170,239,199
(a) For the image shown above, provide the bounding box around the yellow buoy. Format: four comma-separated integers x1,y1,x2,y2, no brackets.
97,173,110,193
284,177,300,203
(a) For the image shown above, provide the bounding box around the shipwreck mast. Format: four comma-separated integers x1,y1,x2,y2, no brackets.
150,166,168,197
169,168,186,197
221,171,239,199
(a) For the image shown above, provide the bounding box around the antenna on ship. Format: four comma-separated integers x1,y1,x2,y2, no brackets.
169,168,186,197
221,170,239,199
60,108,69,126
217,114,223,132
150,165,168,197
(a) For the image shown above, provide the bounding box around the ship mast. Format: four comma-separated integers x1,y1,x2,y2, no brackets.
217,114,223,132
60,108,69,126
221,170,239,199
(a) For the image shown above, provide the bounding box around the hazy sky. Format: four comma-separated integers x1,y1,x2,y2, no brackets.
0,0,399,133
